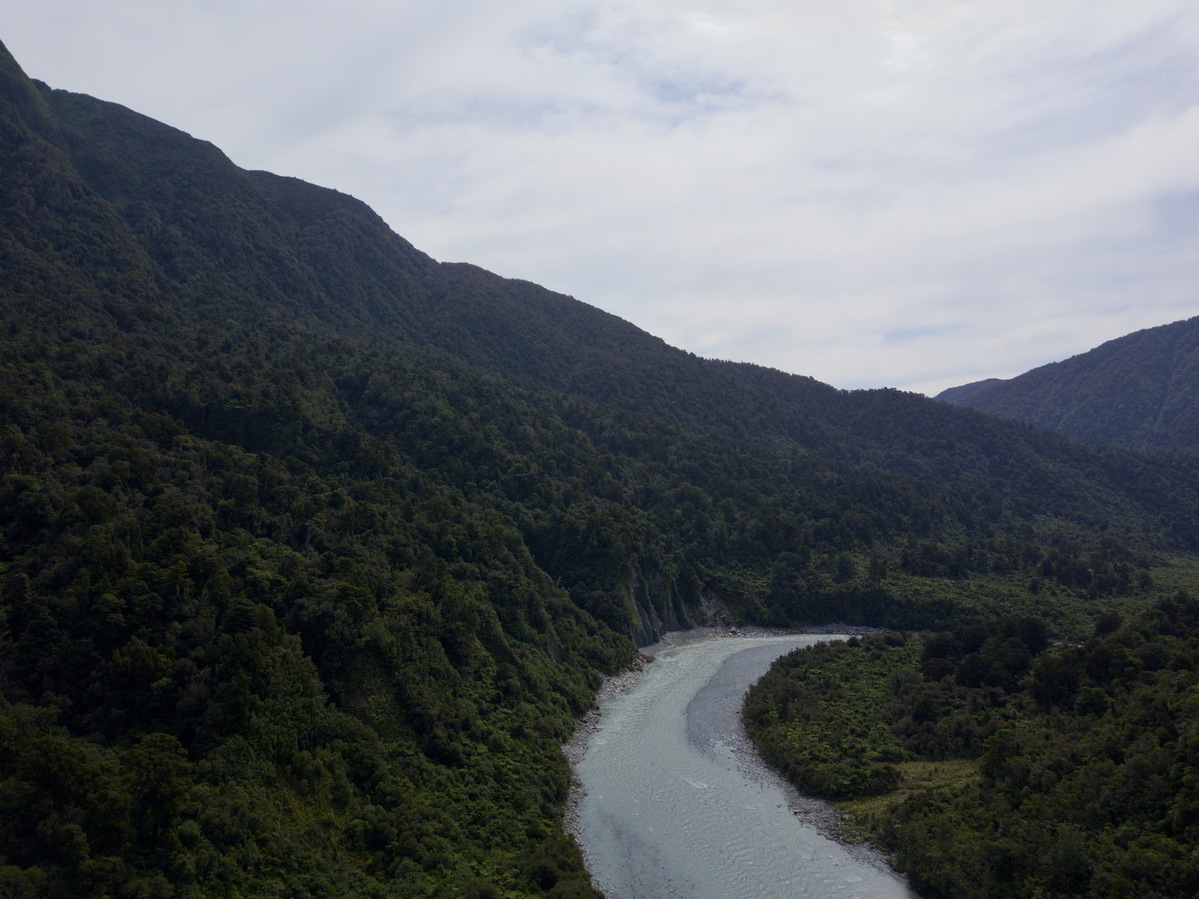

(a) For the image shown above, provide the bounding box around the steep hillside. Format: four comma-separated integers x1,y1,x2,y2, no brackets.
4,38,1199,896
938,317,1199,455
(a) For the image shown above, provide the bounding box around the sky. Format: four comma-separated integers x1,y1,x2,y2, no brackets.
6,2,1199,395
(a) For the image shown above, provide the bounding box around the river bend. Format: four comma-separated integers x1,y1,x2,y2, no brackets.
573,634,917,898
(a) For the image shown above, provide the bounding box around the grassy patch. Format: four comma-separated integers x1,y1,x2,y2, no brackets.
835,759,979,843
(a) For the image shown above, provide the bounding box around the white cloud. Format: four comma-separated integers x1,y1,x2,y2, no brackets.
5,0,1199,393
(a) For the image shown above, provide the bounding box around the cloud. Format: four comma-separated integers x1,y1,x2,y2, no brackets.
6,0,1199,393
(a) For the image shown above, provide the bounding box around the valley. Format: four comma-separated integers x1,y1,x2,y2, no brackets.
2,34,1198,897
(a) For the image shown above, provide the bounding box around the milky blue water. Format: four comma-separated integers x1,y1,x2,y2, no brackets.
574,634,918,898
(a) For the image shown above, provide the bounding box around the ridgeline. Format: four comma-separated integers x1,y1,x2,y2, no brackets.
939,316,1199,456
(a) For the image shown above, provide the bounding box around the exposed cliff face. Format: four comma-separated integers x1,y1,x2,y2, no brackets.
629,570,702,645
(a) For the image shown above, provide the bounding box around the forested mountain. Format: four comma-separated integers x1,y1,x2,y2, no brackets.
938,316,1199,455
3,37,1199,896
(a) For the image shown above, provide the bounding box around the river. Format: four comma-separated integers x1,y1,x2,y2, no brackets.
570,633,919,898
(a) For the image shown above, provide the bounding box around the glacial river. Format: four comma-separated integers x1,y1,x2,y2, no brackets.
572,633,919,898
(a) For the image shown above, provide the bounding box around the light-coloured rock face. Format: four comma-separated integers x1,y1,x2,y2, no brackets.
627,571,713,645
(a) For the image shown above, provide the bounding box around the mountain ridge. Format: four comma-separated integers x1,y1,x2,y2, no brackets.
938,316,1199,455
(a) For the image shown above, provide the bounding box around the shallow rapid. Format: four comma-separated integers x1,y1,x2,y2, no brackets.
573,634,918,898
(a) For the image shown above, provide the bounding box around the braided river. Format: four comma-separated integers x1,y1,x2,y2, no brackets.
571,633,918,898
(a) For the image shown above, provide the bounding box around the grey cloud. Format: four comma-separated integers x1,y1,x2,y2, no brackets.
6,0,1199,393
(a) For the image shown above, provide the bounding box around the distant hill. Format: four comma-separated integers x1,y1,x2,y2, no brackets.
938,317,1199,455
4,36,1199,896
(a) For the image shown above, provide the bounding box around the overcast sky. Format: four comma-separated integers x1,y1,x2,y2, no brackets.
7,2,1199,394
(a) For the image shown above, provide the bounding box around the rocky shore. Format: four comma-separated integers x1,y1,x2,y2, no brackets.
560,650,650,847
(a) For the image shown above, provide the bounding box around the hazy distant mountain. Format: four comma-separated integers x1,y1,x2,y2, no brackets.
938,316,1199,455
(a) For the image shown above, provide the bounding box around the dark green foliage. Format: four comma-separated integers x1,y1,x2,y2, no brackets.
0,416,608,895
3,34,1199,895
746,597,1199,898
742,636,913,798
939,315,1199,455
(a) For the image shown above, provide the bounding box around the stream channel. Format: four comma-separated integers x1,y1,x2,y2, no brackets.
570,633,919,898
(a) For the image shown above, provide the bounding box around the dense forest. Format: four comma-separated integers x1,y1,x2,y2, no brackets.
744,597,1199,897
4,36,1199,895
939,315,1199,455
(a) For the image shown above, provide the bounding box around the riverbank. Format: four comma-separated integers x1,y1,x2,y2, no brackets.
560,651,649,848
